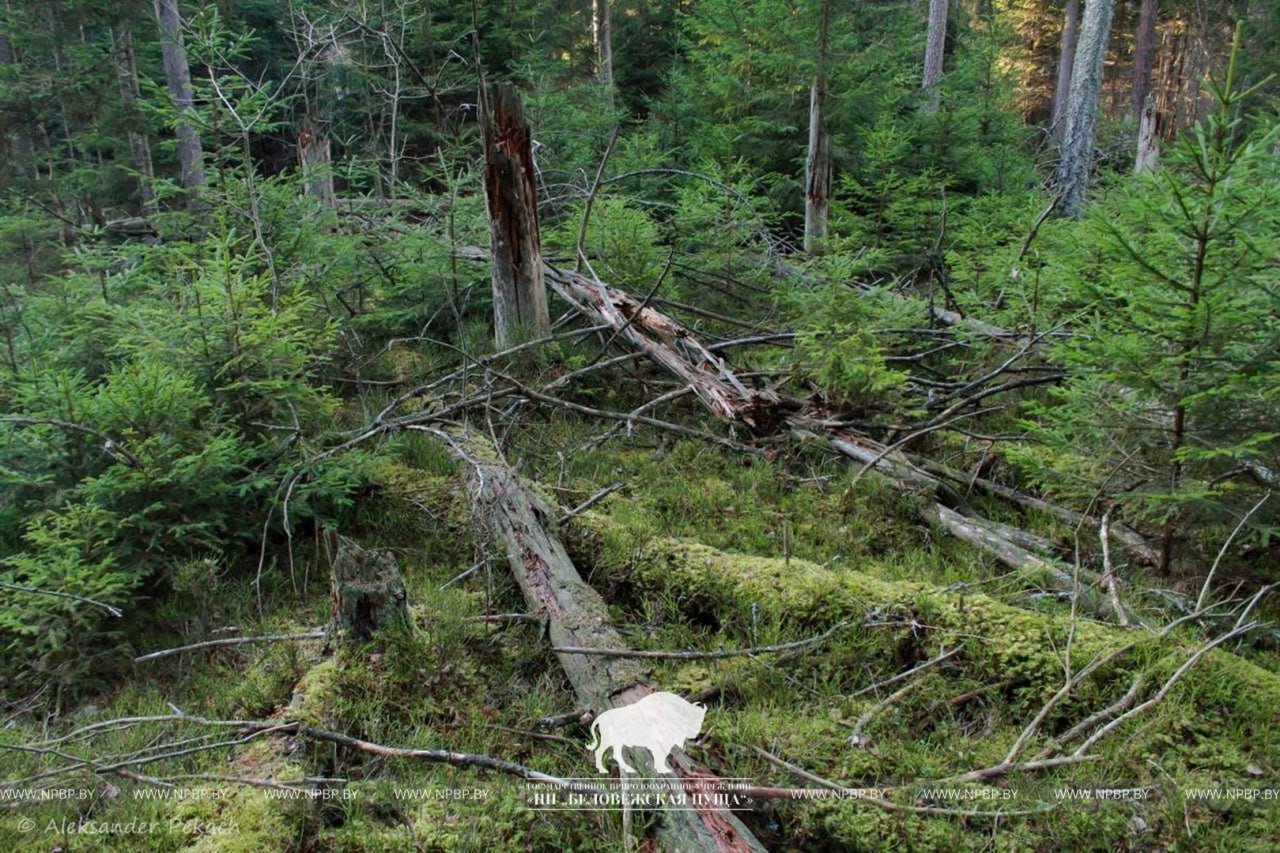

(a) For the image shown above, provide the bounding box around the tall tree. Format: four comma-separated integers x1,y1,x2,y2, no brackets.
1054,0,1116,217
111,25,157,215
152,0,205,197
593,0,613,90
804,0,831,255
1130,0,1158,119
1051,0,1080,134
921,0,947,112
483,82,549,347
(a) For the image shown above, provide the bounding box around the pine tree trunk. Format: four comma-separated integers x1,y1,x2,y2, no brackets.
592,0,612,90
921,0,948,112
483,83,549,347
111,26,157,216
152,0,205,198
1051,0,1080,135
1054,0,1116,218
1130,0,1158,120
298,113,334,206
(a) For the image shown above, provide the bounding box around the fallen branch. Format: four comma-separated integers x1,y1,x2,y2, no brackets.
134,630,327,663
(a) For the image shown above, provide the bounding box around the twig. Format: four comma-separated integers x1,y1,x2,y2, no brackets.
849,677,928,747
563,482,625,518
0,581,123,618
575,128,619,273
0,416,145,469
753,747,1053,818
1196,491,1270,613
440,560,485,590
134,630,326,663
851,646,961,698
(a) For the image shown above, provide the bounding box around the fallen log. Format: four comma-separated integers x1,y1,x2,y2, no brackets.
420,425,767,853
544,262,1117,617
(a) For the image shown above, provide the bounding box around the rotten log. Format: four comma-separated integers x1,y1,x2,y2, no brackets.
484,82,550,347
424,426,767,853
545,264,784,432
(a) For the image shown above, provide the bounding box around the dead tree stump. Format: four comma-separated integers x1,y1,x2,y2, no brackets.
483,81,549,347
326,531,410,643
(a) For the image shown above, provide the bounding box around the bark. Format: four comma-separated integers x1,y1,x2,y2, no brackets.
1051,0,1080,135
326,531,410,643
1054,0,1116,217
1130,0,1158,120
152,0,205,198
804,0,832,255
483,83,549,347
439,429,766,852
111,26,157,215
298,112,335,206
1134,97,1160,173
592,0,613,90
921,0,948,112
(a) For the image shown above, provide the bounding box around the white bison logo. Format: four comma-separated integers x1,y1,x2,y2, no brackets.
587,692,707,774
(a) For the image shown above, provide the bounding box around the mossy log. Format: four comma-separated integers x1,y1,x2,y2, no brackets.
568,513,1280,729
435,427,767,853
325,531,411,643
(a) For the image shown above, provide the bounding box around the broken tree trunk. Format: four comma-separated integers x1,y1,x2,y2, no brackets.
325,530,411,643
483,83,550,348
546,262,1119,618
426,426,767,853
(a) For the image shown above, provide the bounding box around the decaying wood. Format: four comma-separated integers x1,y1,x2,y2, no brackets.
325,531,411,643
546,264,1121,617
545,264,784,432
483,83,550,346
426,426,766,853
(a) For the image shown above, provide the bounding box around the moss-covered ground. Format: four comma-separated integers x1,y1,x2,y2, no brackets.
1,419,1277,851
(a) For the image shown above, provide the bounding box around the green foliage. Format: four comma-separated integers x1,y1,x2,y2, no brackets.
1012,68,1280,561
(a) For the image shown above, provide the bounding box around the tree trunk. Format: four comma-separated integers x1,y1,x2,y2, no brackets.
152,0,205,198
1134,97,1160,172
483,82,549,347
1130,0,1158,120
298,113,335,206
443,430,767,852
111,26,157,216
1051,0,1080,135
592,0,613,90
804,0,832,255
804,79,831,255
1054,0,1116,218
921,0,947,112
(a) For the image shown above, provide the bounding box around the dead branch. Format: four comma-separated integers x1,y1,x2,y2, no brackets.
134,630,327,663
0,581,124,618
0,416,145,469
